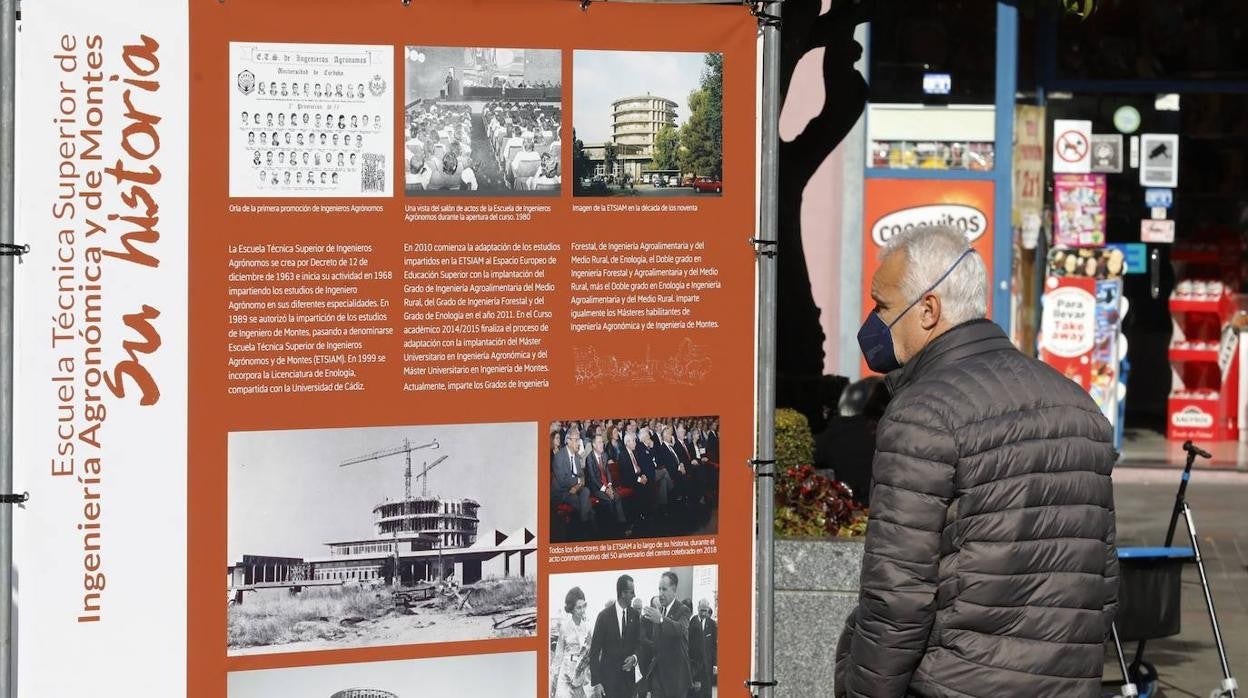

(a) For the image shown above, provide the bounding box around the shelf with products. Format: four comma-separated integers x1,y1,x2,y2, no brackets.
1168,344,1220,364
1169,390,1222,402
1169,282,1236,315
1166,281,1241,442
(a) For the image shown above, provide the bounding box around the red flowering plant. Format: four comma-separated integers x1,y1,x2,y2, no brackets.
775,464,868,538
772,408,867,538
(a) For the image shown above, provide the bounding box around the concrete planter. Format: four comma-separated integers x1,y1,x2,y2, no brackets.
775,536,865,698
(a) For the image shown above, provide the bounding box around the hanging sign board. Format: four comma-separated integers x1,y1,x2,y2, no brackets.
1140,133,1180,187
1012,105,1046,226
1053,119,1093,174
12,1,760,696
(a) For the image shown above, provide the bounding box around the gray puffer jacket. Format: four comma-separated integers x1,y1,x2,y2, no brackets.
835,320,1118,698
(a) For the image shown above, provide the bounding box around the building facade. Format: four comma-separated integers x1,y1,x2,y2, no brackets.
229,493,534,593
374,496,480,548
612,95,677,154
585,94,679,181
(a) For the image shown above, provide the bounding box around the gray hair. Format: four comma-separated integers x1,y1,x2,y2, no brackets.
880,225,987,325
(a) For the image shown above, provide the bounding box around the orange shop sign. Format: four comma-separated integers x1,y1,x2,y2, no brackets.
862,180,995,302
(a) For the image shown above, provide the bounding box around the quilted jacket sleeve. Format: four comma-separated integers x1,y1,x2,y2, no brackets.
843,403,958,697
1102,491,1120,641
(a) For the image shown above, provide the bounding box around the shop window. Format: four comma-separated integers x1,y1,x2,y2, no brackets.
1054,0,1248,82
866,2,998,170
868,0,997,105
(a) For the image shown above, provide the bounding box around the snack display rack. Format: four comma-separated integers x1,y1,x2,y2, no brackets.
1167,280,1240,441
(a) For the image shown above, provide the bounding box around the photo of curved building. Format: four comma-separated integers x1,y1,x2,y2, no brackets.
228,652,534,698
227,422,537,656
573,50,723,197
611,94,679,160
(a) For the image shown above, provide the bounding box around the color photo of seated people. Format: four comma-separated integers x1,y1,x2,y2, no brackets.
550,417,719,543
404,46,562,196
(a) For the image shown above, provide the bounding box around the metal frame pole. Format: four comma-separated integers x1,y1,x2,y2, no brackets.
0,0,18,694
992,1,1018,334
754,1,780,696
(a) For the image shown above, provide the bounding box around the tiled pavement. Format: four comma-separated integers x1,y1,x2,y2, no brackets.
1104,467,1248,697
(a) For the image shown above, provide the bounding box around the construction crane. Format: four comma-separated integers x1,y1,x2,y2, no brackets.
339,438,445,531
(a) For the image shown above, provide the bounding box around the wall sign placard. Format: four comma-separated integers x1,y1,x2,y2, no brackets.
1113,105,1141,134
1140,133,1180,188
1144,188,1174,209
1053,119,1093,174
1141,219,1177,244
1053,173,1107,248
13,2,760,696
1090,134,1123,173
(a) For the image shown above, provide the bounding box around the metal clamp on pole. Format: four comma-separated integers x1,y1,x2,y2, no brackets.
0,243,26,261
748,458,777,478
748,0,782,28
745,679,779,697
749,238,778,258
0,493,26,506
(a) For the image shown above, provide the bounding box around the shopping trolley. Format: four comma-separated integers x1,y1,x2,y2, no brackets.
1108,441,1239,698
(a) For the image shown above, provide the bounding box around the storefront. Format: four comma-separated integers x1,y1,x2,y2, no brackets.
797,0,1248,468
1017,2,1248,466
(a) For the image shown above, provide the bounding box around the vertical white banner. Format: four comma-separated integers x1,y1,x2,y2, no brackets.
12,1,188,695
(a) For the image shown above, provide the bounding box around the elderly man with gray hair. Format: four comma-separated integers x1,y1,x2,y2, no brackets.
835,225,1118,698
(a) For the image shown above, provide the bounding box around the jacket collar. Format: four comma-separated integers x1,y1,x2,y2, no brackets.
884,319,1014,395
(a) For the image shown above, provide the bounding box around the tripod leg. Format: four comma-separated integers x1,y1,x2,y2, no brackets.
1183,502,1238,697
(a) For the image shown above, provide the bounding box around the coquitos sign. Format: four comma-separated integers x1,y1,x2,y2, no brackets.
870,204,988,248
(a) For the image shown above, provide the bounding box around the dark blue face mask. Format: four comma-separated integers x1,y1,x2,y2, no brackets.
857,249,973,373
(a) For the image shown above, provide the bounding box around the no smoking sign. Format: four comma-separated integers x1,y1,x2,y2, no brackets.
1053,119,1092,173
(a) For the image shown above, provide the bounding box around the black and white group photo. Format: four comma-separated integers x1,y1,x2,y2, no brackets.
226,421,538,656
549,417,720,544
230,42,394,197
572,51,723,198
228,651,534,697
404,46,562,195
549,566,718,698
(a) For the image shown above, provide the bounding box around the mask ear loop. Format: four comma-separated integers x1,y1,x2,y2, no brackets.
886,248,975,329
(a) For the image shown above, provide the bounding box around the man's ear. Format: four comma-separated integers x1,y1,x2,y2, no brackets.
920,293,942,330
